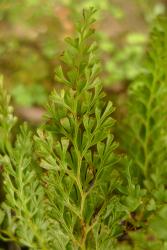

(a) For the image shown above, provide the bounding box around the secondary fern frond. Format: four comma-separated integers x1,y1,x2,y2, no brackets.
125,16,167,189
0,123,49,249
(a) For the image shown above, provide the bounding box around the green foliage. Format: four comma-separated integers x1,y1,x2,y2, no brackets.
125,16,167,188
0,6,167,250
0,7,130,250
100,31,146,86
121,16,167,249
12,84,47,107
0,74,48,248
35,7,129,249
0,76,68,249
0,124,48,249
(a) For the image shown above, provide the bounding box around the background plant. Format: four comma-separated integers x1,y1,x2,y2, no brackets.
119,16,167,249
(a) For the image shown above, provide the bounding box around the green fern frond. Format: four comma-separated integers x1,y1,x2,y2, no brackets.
35,7,125,250
125,16,167,189
0,123,48,249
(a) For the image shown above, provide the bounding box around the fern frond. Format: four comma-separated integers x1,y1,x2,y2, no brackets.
35,7,126,250
125,16,167,189
0,123,49,249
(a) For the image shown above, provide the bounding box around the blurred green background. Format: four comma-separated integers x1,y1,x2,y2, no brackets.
0,0,166,122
